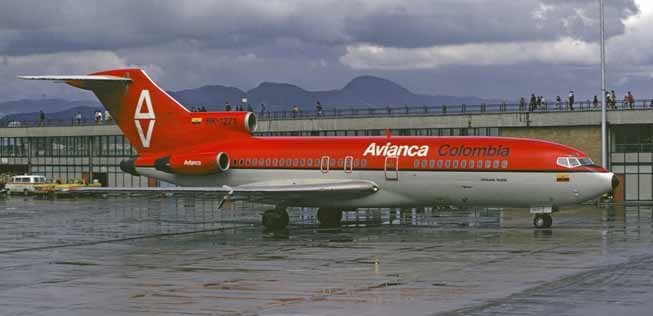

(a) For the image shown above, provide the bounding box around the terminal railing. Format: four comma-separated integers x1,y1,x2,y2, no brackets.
2,99,653,128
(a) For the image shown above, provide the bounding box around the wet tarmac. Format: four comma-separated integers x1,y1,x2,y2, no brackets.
1,196,653,315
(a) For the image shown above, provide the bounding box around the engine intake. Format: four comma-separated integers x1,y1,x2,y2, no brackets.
119,158,139,176
244,112,257,133
155,152,230,175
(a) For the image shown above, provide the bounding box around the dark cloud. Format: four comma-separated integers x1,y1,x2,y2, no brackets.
0,0,639,55
0,0,649,103
346,0,639,48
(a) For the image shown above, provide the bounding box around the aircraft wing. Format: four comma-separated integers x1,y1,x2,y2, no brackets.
64,179,379,207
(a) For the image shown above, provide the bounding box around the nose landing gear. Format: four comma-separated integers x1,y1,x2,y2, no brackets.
317,208,343,227
262,208,289,231
533,213,552,229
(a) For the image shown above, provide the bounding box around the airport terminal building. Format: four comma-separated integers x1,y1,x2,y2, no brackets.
1,106,652,201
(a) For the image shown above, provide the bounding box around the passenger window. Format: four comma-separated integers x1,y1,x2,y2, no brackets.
246,159,251,166
266,158,271,166
233,159,237,166
493,160,499,168
354,159,359,167
251,159,257,166
361,159,367,168
469,160,475,168
315,159,320,166
307,159,313,167
300,159,305,167
239,159,244,166
287,159,292,166
272,159,278,167
484,160,491,168
279,159,285,167
460,160,467,168
453,160,459,168
338,159,344,167
330,158,336,167
501,160,508,168
293,159,299,166
259,158,264,166
414,159,420,168
477,160,483,168
429,160,435,168
445,160,451,168
437,160,443,168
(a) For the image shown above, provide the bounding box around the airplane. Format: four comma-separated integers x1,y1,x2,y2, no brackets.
19,68,618,230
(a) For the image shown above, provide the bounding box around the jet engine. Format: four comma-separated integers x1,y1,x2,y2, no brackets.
155,152,230,175
207,112,257,135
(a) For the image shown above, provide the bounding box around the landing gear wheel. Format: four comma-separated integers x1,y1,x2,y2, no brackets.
533,214,552,229
262,208,289,231
317,208,343,227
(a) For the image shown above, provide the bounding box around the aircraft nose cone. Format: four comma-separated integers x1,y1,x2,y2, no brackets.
612,174,620,190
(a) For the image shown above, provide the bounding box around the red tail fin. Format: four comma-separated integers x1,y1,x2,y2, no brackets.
21,68,257,155
86,69,190,154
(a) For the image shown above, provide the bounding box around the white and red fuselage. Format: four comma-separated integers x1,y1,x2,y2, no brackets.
133,135,615,209
21,68,616,211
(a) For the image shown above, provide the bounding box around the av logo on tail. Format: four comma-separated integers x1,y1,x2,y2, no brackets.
134,90,155,148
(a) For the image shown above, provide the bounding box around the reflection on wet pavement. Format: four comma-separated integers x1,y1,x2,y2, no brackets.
1,196,652,315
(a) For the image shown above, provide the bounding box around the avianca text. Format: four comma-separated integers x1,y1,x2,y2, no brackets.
363,142,429,157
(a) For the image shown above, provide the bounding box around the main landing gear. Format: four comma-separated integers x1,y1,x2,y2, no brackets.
261,207,344,230
317,208,343,227
262,207,289,231
533,214,553,229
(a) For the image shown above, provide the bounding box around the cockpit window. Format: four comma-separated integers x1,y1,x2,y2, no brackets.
557,156,594,168
568,157,580,167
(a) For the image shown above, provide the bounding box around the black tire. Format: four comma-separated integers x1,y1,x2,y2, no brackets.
543,214,553,228
262,209,289,230
533,214,553,229
317,208,342,227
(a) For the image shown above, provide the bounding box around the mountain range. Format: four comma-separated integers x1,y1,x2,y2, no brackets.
1,75,495,122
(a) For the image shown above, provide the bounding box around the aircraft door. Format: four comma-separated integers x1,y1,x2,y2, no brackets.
320,156,330,174
384,156,399,180
344,156,353,174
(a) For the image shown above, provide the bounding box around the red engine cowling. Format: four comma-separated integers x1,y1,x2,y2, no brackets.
155,152,230,175
192,112,257,135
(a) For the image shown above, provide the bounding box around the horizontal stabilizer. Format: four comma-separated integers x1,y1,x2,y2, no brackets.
17,75,132,82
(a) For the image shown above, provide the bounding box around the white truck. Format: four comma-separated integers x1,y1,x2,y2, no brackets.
5,175,48,195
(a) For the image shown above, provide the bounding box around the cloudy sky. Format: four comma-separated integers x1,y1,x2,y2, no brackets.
1,0,651,102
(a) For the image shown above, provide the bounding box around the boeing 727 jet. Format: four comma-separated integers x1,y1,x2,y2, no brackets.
20,69,618,230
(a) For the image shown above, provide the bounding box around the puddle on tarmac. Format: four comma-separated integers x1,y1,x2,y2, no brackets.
1,196,653,315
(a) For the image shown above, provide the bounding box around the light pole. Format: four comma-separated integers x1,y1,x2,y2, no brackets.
600,0,607,168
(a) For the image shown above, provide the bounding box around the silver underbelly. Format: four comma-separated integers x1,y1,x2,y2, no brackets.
135,168,613,208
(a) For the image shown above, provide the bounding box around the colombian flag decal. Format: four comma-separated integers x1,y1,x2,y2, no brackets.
191,117,203,124
556,174,570,182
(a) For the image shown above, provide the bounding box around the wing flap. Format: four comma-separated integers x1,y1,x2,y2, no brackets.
64,179,380,206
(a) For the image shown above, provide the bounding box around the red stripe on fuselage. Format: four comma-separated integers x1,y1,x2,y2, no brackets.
137,136,607,173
